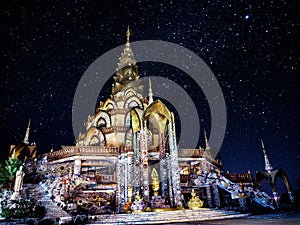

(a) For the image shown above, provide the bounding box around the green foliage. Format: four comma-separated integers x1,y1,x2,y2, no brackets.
0,158,23,187
0,198,45,219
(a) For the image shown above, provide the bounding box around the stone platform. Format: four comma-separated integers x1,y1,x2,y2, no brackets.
12,184,250,224
83,209,251,224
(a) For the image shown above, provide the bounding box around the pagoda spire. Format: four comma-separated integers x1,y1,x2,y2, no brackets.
126,25,130,45
23,119,31,145
261,139,273,173
112,27,140,95
116,26,137,70
204,129,211,151
148,78,153,105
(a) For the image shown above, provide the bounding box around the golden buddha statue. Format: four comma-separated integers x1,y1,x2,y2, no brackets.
151,168,160,196
187,189,203,210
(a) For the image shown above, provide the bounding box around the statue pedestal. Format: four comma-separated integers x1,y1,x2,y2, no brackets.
131,199,145,212
10,191,21,201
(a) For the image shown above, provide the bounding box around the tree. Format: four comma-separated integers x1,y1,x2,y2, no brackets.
0,158,23,189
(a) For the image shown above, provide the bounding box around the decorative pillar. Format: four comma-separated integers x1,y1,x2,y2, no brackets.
116,157,122,213
140,125,149,202
166,153,174,207
273,192,279,205
206,185,213,208
124,153,128,201
160,157,168,198
159,133,168,198
127,149,134,201
168,113,183,207
288,191,294,203
159,133,165,159
133,132,141,198
238,197,246,211
212,181,220,208
118,155,126,213
73,159,81,176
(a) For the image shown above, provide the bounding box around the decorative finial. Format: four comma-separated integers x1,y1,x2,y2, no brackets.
148,78,153,105
260,139,273,173
126,25,130,43
204,129,210,150
23,119,31,145
260,139,265,149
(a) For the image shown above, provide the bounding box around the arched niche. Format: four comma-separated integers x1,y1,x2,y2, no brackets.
83,127,106,146
143,99,171,134
124,87,137,97
93,111,111,128
102,99,117,110
124,95,143,109
130,108,141,133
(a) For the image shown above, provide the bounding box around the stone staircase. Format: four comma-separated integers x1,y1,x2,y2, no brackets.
84,208,250,224
22,184,70,218
20,184,250,224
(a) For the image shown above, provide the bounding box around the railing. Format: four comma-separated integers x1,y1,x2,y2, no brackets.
48,146,120,161
47,146,78,160
226,173,253,182
79,146,119,155
96,175,116,184
178,149,204,158
48,146,210,162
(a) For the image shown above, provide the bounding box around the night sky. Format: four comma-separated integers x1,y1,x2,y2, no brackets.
0,1,299,193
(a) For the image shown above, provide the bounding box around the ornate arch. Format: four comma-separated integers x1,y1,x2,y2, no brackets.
143,99,171,133
274,168,292,192
93,111,111,128
102,99,117,110
256,168,293,194
124,95,143,109
83,127,106,146
130,108,141,133
124,87,137,97
256,171,277,192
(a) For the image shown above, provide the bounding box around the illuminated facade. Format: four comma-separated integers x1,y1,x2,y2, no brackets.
8,29,291,219
45,28,223,214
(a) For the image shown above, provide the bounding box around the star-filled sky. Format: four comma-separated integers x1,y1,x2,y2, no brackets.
0,1,299,192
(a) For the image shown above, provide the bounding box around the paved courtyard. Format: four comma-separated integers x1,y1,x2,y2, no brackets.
169,211,300,225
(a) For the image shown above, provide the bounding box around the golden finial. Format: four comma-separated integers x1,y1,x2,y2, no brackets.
23,118,31,144
126,25,131,43
148,78,153,105
204,129,210,150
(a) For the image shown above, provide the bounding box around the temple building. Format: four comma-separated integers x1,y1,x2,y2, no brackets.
44,28,223,213
255,140,294,204
7,29,295,218
9,119,37,162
